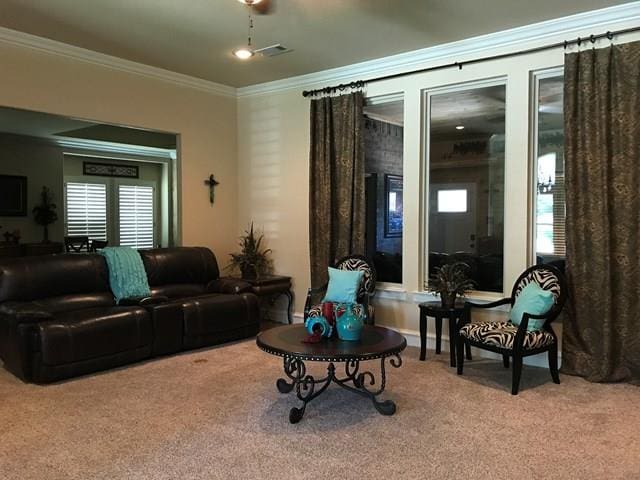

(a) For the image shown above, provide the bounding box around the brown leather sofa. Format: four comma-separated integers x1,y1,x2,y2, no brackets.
0,247,259,384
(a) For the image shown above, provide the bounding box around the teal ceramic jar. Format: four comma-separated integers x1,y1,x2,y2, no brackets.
336,306,363,341
305,315,333,338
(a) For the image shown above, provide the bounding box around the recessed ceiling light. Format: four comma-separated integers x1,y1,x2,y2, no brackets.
233,47,254,60
455,125,465,130
237,0,263,4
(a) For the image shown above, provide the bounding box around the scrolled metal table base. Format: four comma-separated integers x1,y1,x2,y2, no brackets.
276,354,403,424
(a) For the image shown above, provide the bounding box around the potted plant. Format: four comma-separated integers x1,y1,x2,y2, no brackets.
32,186,58,243
227,223,272,279
427,262,475,309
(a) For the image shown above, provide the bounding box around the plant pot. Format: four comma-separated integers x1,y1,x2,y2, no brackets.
240,264,257,280
440,293,456,310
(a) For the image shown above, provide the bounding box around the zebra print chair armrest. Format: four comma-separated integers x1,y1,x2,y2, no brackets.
304,284,329,320
461,297,512,326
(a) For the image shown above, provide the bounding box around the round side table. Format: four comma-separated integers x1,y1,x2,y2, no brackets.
418,300,471,367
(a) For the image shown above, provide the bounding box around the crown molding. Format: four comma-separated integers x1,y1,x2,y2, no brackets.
57,138,175,159
0,26,237,98
237,2,640,97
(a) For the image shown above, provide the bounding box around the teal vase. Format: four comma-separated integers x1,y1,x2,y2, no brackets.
336,306,364,341
305,315,333,338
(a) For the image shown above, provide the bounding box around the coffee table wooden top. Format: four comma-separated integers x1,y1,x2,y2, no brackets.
257,324,406,362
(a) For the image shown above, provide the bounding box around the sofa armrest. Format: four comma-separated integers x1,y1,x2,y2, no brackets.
0,302,53,325
118,296,169,307
0,302,54,382
207,278,253,294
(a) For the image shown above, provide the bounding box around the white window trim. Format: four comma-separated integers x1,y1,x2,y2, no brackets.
529,66,565,265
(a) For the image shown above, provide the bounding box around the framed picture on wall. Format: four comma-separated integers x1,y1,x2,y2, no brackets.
384,174,403,238
0,175,27,216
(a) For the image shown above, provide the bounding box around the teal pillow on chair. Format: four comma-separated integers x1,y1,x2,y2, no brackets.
509,282,555,331
323,267,364,304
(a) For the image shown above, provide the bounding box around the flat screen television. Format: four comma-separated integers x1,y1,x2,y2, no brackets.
0,175,27,216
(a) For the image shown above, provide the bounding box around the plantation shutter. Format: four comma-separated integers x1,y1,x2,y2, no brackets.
552,172,566,256
65,182,108,240
118,185,154,249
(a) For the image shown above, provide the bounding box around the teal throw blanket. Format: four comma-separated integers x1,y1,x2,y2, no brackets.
100,247,151,303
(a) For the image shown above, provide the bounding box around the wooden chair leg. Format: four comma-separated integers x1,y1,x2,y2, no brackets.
465,340,472,360
456,335,465,375
502,354,510,368
548,343,560,384
511,355,523,395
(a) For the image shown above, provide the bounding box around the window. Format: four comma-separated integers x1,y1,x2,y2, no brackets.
363,97,404,283
64,182,107,241
533,73,565,260
437,189,468,213
426,82,506,293
118,185,155,249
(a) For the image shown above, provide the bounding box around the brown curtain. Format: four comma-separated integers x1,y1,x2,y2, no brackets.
562,41,640,383
309,92,365,288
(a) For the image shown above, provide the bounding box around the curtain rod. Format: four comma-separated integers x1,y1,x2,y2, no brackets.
302,26,640,98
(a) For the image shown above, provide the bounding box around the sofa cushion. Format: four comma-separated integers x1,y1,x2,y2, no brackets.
0,254,110,303
181,293,259,337
37,307,151,365
459,321,555,350
31,293,115,314
141,247,220,288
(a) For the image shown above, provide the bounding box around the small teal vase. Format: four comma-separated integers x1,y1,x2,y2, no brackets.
336,306,364,341
305,315,333,338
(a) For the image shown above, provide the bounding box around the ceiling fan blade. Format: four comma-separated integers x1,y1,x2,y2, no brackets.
252,0,274,15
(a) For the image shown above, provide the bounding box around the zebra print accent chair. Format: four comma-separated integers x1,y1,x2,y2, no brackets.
456,264,567,395
304,255,377,325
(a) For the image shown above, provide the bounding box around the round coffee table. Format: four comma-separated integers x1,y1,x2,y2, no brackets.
257,324,406,423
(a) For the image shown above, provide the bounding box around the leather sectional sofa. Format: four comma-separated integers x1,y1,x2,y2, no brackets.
0,247,260,384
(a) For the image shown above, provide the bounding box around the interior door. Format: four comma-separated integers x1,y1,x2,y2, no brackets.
428,183,477,254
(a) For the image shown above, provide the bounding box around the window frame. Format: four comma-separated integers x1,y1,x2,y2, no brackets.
421,76,508,295
64,175,158,248
529,67,565,265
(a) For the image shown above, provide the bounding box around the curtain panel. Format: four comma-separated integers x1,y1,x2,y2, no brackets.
562,41,640,383
308,92,365,288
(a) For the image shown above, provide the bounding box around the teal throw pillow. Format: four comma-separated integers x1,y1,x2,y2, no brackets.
509,282,555,331
323,267,364,305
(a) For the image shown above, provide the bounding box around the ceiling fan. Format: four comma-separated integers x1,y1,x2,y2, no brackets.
233,0,288,60
237,0,275,15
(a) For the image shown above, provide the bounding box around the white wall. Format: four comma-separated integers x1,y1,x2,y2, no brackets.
237,11,640,362
0,134,64,243
0,39,239,260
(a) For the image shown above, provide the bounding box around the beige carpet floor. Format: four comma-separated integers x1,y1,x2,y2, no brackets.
0,337,639,480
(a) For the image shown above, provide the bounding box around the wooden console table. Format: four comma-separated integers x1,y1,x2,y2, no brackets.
0,242,63,258
235,275,293,324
